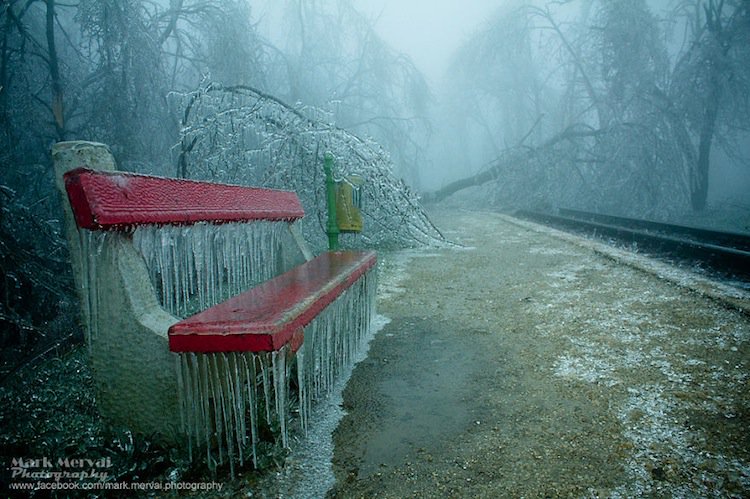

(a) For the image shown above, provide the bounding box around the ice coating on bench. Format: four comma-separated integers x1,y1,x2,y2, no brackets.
77,221,289,346
175,270,377,474
168,251,377,352
133,221,285,318
55,154,378,476
64,167,304,229
78,230,107,347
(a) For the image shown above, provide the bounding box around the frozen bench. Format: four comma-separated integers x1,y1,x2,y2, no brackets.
52,141,377,474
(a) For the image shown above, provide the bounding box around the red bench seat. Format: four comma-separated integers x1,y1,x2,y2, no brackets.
55,142,377,472
168,250,377,353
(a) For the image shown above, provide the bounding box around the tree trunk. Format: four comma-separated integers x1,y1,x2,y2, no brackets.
45,0,65,140
423,165,503,203
691,49,721,212
691,99,717,212
424,125,604,203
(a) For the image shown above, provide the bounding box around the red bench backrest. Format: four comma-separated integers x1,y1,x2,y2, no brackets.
64,167,305,230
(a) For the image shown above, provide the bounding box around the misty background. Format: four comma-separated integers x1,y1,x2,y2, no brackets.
1,0,749,370
252,0,750,206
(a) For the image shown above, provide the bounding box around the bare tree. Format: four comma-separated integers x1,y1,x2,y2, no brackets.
443,6,548,174
272,0,432,189
428,0,748,218
0,1,80,369
669,0,750,211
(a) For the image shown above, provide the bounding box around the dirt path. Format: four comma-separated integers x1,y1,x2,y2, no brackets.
329,209,750,497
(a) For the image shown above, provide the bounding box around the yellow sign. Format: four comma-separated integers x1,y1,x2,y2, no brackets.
336,176,363,233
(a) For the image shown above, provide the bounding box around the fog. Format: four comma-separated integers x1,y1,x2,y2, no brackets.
249,0,749,217
350,0,499,84
4,0,747,218
1,0,750,358
360,0,748,214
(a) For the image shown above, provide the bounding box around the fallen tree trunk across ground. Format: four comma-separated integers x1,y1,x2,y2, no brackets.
423,124,607,204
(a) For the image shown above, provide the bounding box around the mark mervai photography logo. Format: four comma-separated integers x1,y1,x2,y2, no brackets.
10,456,111,482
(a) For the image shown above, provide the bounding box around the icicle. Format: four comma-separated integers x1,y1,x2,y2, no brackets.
297,267,378,407
175,346,296,472
242,352,259,466
273,350,289,448
296,345,309,435
207,354,225,468
78,230,109,349
176,354,187,447
133,221,285,318
260,354,272,425
227,353,246,469
199,354,213,470
172,266,377,474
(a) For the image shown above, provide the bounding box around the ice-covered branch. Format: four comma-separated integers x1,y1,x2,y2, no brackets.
171,82,446,250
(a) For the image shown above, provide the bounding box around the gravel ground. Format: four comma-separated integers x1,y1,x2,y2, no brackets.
328,208,750,498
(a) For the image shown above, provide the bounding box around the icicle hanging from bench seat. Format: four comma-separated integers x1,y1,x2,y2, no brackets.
176,348,287,477
174,267,377,474
297,270,377,423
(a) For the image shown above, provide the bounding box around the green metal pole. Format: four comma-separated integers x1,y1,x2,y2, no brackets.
324,152,339,251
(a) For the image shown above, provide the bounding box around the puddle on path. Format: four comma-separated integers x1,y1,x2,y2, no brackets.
336,315,496,479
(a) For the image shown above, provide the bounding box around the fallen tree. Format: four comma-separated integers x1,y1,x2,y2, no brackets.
173,82,447,250
424,113,696,220
423,124,607,205
432,1,750,216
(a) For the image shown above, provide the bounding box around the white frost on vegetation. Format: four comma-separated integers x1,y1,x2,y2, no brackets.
170,83,446,251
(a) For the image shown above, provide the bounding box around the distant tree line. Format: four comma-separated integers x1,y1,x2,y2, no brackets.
429,0,750,218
